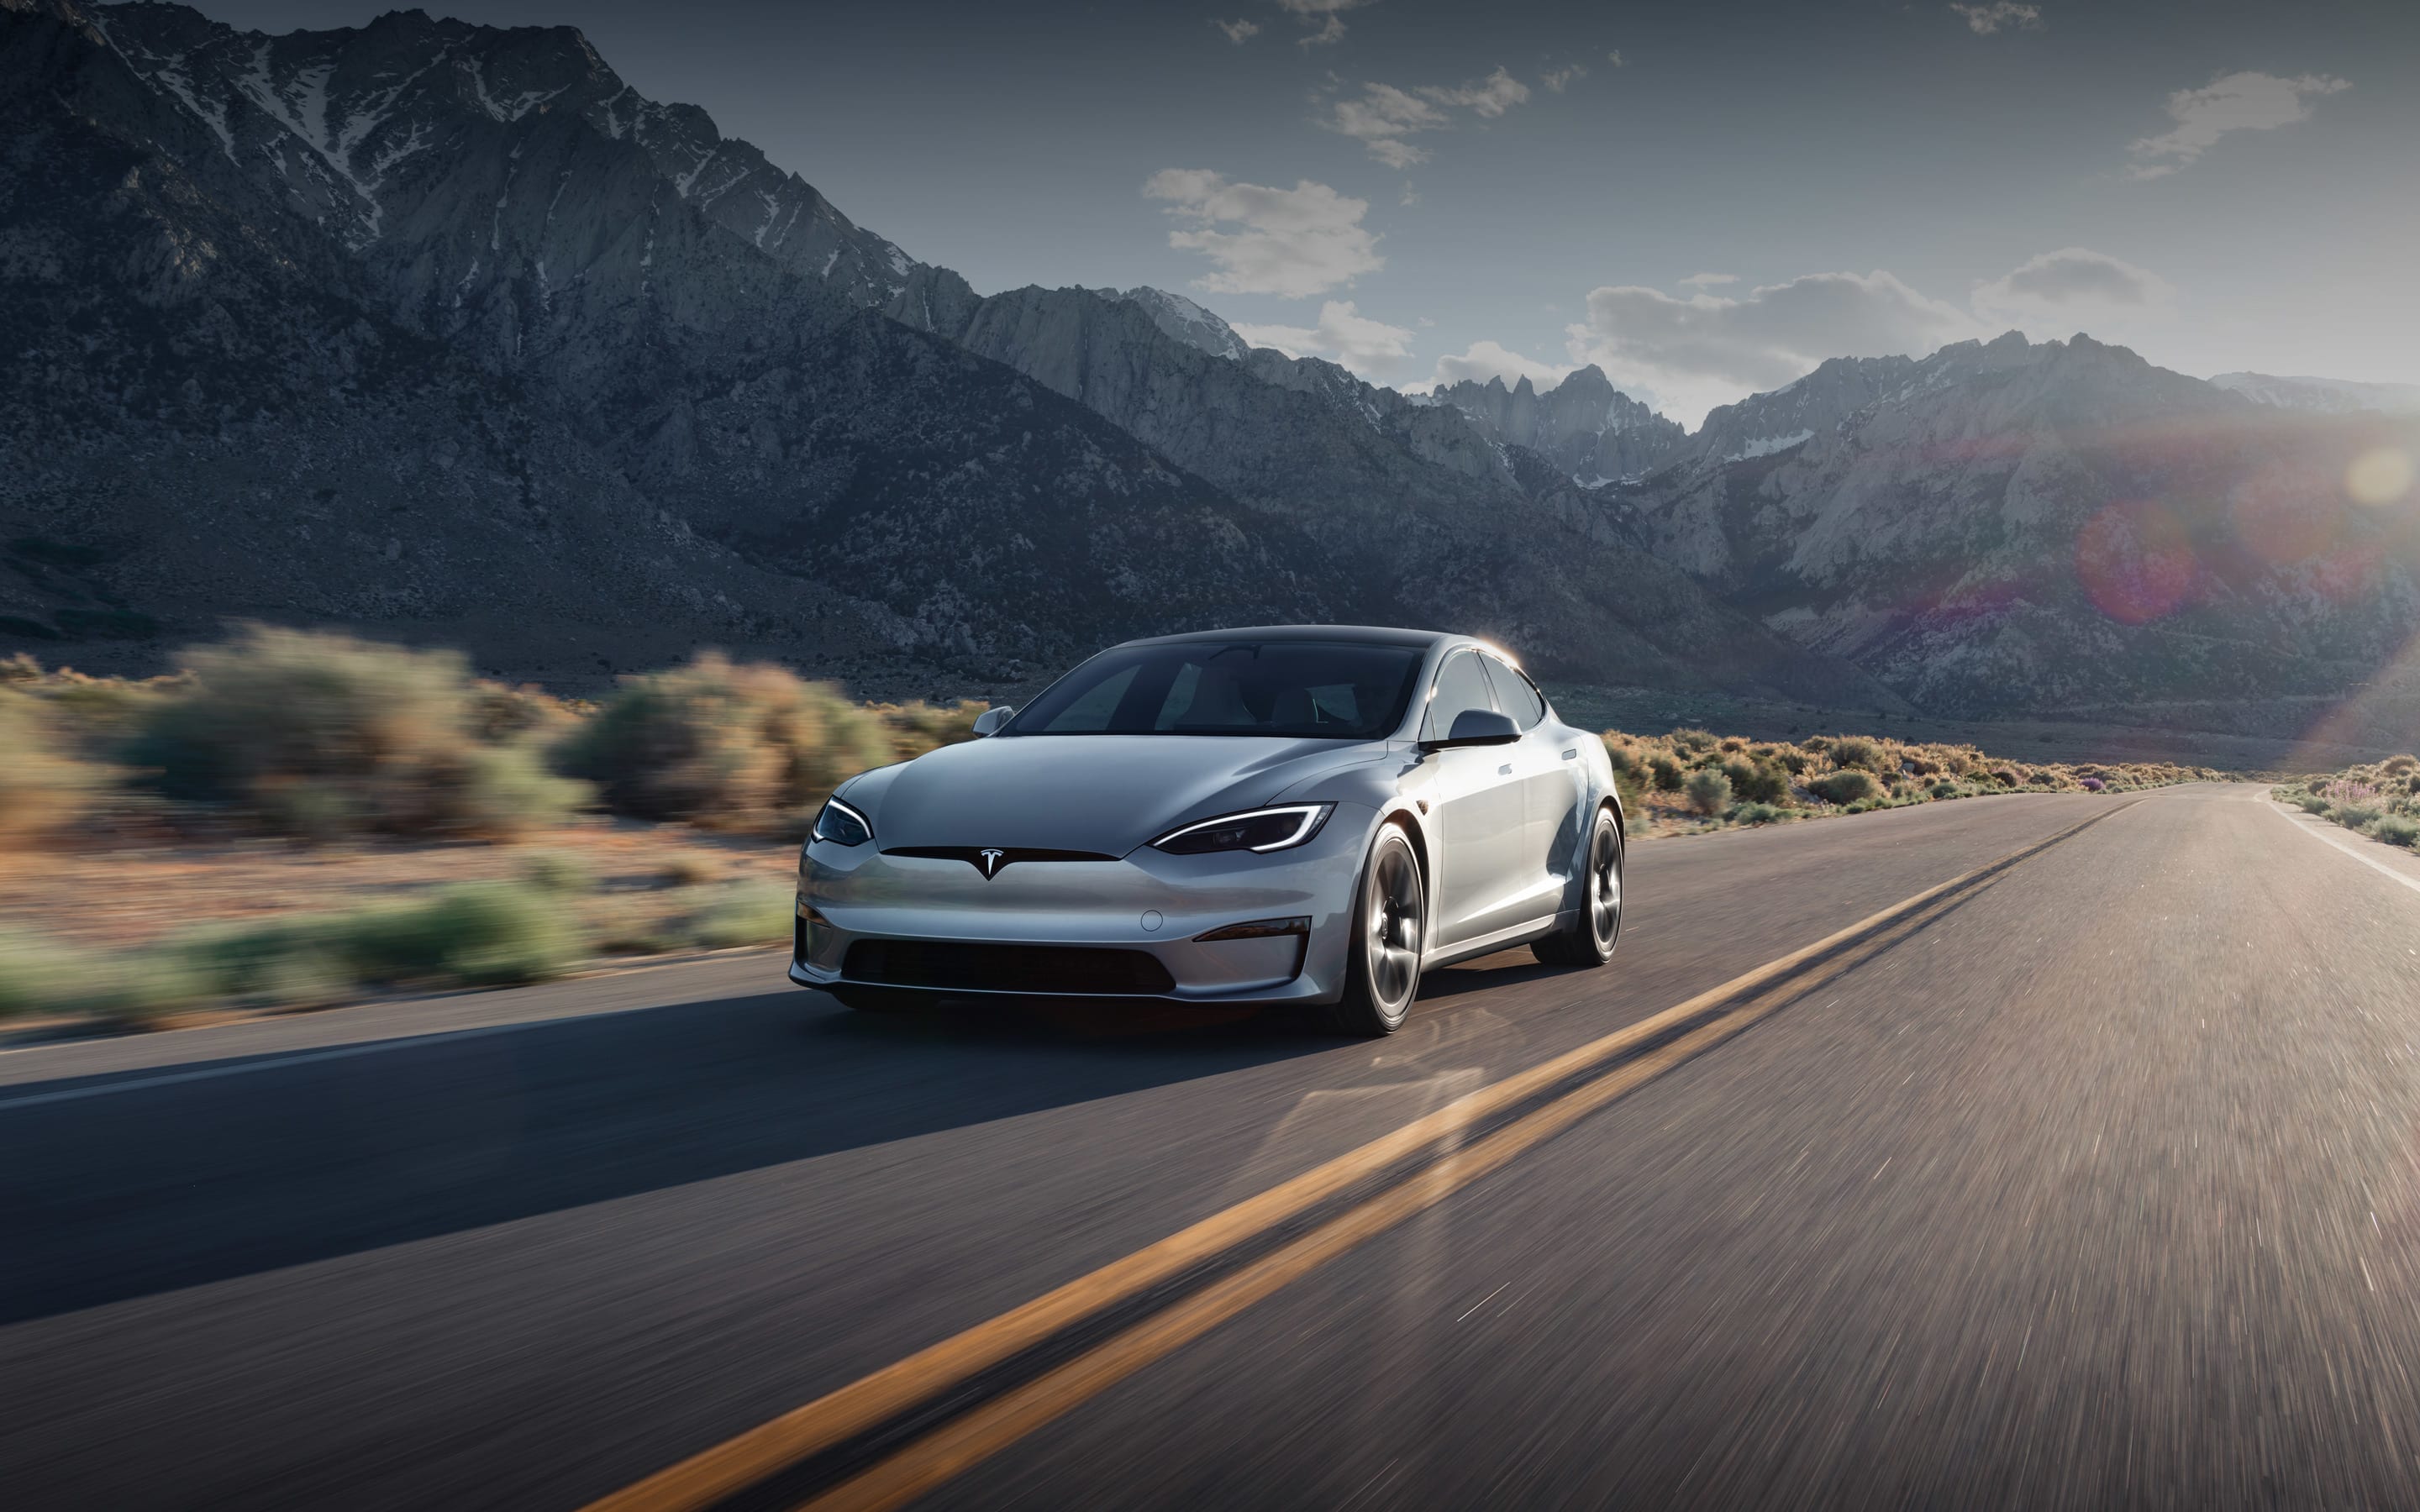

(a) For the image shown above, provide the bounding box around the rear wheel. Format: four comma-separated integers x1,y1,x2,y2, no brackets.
1533,806,1623,968
1328,824,1424,1037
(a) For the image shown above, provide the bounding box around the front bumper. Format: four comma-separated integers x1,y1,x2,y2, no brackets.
789,805,1375,1005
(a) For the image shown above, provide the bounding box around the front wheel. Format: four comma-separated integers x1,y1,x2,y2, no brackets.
1533,806,1623,968
1328,823,1425,1037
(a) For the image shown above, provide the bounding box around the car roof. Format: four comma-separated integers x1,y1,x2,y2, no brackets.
1113,624,1462,650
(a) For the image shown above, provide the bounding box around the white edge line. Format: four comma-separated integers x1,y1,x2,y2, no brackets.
0,1020,546,1113
2267,798,2420,900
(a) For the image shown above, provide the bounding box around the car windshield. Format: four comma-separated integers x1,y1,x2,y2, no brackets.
1006,640,1424,738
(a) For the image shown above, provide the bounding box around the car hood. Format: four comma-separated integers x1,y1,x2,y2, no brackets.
864,735,1379,854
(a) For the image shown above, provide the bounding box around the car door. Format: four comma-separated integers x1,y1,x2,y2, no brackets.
1423,649,1529,948
1480,652,1580,926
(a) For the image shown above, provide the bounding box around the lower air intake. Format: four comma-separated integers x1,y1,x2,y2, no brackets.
842,940,1176,996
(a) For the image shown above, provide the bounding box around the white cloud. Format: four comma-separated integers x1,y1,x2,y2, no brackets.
1323,66,1531,165
1949,3,2043,36
1420,66,1529,118
1430,339,1574,391
1678,271,1738,287
1972,247,2175,319
1541,64,1586,93
1213,18,1260,44
2128,70,2349,179
1233,300,1418,377
1144,170,1384,298
1277,0,1370,46
1326,82,1448,166
1605,50,1626,67
1564,269,1988,424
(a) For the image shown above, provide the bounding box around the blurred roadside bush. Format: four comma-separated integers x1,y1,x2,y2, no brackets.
0,689,97,844
126,626,584,840
557,654,897,835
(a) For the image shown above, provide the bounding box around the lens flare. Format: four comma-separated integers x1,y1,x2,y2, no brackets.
2075,500,2196,625
2232,460,2342,565
2347,447,2415,508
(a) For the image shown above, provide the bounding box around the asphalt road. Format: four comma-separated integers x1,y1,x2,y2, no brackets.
8,784,2420,1510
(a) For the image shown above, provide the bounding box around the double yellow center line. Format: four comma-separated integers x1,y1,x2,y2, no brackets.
587,803,2130,1512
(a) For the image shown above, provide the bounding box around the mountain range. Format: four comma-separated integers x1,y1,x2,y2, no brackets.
4,0,2415,725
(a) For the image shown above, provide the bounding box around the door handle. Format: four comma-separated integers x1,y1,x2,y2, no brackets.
1561,748,1578,760
1498,763,1513,776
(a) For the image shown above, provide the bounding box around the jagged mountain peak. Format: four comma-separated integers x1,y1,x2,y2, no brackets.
1429,362,1685,485
1094,286,1251,362
80,0,975,331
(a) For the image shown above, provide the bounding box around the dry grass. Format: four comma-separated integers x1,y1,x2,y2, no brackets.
2271,757,2420,849
1604,727,2212,836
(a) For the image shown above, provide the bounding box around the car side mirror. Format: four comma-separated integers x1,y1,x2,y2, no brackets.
971,705,1014,737
1421,708,1520,750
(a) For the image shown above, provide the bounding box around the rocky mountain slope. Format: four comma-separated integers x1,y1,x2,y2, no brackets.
1428,366,1686,483
1617,333,2420,716
8,0,2412,725
2210,372,2420,417
0,0,1885,703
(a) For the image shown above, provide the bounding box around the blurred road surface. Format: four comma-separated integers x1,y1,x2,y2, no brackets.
8,784,2420,1509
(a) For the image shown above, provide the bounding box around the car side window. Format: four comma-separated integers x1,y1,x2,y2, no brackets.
1480,654,1546,731
1422,651,1497,742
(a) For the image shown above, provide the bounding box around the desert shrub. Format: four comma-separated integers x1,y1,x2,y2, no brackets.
685,882,796,949
2288,791,2329,814
1601,738,1638,776
0,690,97,844
1929,780,1962,800
2383,754,2418,776
1800,735,1831,753
468,681,581,745
1733,802,1783,825
521,850,596,894
2370,815,2420,848
1807,769,1878,806
1775,747,1810,774
1828,737,1882,773
1991,768,2021,787
173,883,581,1004
1717,736,1748,753
129,626,582,839
560,654,893,834
1649,753,1685,791
0,927,213,1022
1683,767,1733,816
0,928,76,1018
1666,727,1715,756
2081,776,2105,792
2323,778,2385,828
1613,766,1646,834
1722,758,1790,805
658,855,719,887
870,700,987,763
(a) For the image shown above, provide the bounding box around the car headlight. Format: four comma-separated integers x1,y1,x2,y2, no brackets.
812,795,874,847
1150,803,1334,855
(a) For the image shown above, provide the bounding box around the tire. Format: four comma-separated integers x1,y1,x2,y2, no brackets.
1533,806,1623,968
1327,823,1425,1037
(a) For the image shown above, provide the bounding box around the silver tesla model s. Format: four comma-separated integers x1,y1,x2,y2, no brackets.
790,626,1624,1035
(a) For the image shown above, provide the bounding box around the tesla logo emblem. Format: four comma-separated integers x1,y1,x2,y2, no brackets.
978,848,1007,878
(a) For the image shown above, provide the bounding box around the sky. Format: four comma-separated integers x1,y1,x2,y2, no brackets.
192,0,2420,427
